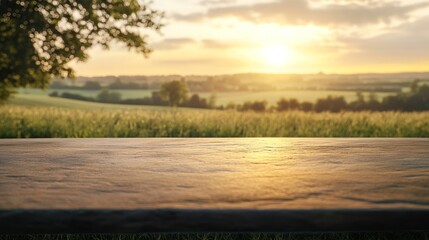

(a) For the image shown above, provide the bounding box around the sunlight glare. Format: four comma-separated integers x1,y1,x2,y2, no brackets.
261,45,293,67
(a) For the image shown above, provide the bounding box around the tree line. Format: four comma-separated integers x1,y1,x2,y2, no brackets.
49,77,274,92
51,80,429,112
50,80,150,90
224,81,429,112
50,80,217,109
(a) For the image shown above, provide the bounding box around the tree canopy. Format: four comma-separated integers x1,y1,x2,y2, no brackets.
159,80,189,106
0,0,163,101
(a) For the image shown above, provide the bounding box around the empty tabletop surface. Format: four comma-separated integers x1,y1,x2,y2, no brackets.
0,138,428,232
0,138,428,210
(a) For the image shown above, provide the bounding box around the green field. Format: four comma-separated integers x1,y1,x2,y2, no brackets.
19,88,393,106
7,94,189,111
1,103,428,137
3,93,428,138
19,88,154,100
197,90,392,106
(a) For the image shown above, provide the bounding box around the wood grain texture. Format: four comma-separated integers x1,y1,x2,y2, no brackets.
0,138,428,232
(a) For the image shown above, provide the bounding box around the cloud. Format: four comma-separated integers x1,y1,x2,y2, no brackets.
200,0,237,6
339,16,429,62
201,39,237,49
176,0,429,26
154,38,240,51
152,38,196,50
156,58,220,65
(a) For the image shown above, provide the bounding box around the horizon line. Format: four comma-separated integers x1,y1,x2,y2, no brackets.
66,70,429,78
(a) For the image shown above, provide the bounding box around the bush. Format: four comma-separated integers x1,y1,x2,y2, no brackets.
60,92,94,102
97,89,122,103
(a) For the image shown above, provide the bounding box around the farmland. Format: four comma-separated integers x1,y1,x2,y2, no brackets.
18,88,393,106
3,91,428,138
8,93,171,110
1,104,428,138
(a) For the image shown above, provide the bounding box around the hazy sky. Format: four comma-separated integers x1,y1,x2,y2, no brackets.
73,0,429,76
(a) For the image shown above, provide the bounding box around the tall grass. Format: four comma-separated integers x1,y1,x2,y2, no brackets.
1,106,428,138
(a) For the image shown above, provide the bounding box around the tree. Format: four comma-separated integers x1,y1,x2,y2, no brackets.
350,91,366,111
159,80,189,106
208,93,217,108
83,81,101,90
0,0,163,101
150,91,168,106
276,98,289,111
315,96,348,112
277,98,300,111
97,88,121,103
240,101,267,112
300,101,313,112
289,98,300,110
367,92,381,111
187,94,208,108
410,79,420,93
49,91,59,97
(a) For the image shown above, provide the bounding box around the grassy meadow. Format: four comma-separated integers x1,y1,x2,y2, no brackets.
1,104,428,138
18,88,393,106
8,93,174,110
2,92,428,138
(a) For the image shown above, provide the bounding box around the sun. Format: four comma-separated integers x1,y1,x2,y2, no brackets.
261,45,293,67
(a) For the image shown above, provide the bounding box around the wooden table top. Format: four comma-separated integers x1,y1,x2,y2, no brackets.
0,138,428,232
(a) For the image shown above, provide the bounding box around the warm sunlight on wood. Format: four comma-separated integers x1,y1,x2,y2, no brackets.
261,45,293,67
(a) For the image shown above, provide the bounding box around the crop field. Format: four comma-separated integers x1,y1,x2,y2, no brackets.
7,94,188,111
1,104,428,138
19,88,153,99
19,88,393,106
196,90,393,106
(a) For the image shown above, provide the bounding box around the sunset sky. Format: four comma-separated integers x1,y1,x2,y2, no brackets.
73,0,429,76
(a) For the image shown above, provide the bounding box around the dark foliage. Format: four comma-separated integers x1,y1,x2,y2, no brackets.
108,79,148,90
97,89,121,103
240,101,268,112
52,81,429,112
315,96,348,113
159,80,189,106
234,81,429,113
0,0,163,101
184,94,209,108
84,81,102,90
53,85,213,109
60,92,94,102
